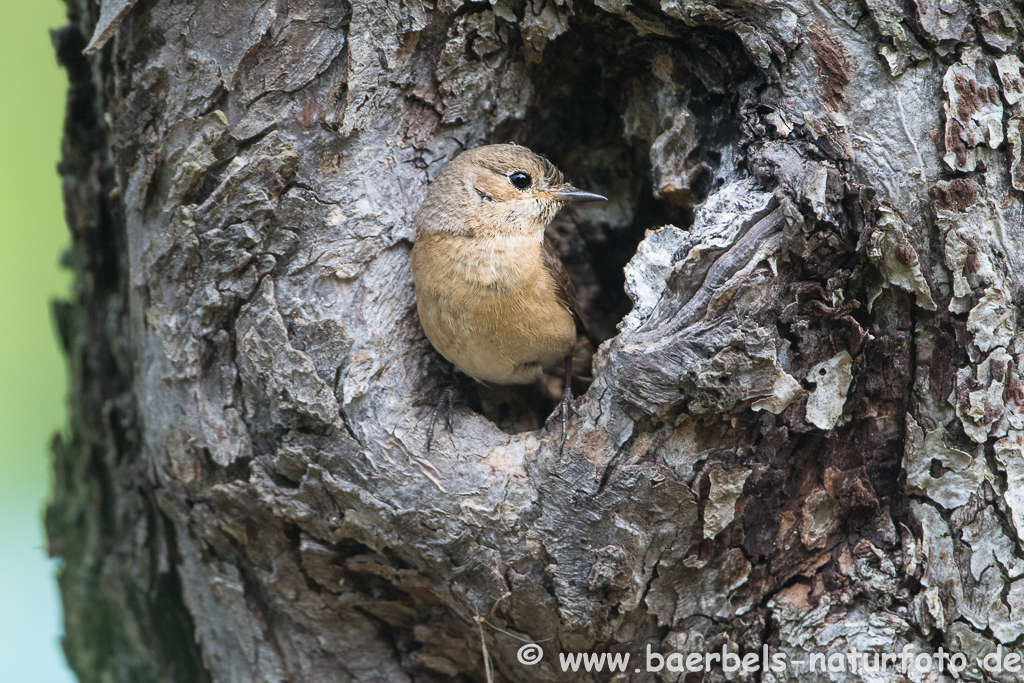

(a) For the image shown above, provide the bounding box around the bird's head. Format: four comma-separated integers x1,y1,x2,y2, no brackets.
416,144,606,238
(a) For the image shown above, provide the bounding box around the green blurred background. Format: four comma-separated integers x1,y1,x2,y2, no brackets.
0,1,77,681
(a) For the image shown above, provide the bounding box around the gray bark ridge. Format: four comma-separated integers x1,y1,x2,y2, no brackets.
49,0,1024,681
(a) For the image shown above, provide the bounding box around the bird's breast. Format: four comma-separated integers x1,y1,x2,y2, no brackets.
411,233,577,384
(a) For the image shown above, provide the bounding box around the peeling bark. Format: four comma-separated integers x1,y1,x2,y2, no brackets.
49,0,1024,681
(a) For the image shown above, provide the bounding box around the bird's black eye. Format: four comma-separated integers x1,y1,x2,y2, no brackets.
509,171,532,190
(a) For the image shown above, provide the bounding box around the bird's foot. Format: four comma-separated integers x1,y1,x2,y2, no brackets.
418,385,457,453
545,379,577,453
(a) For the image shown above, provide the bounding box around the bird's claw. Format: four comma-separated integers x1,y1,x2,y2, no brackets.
546,381,576,453
425,386,456,453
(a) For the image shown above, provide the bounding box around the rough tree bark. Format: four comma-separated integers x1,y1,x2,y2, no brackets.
47,0,1024,680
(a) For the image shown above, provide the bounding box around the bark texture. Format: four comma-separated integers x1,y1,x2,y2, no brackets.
49,0,1024,680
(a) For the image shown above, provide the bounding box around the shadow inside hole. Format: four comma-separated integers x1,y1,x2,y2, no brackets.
467,10,750,435
457,373,594,436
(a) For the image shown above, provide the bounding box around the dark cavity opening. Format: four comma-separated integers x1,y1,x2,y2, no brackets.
469,8,754,434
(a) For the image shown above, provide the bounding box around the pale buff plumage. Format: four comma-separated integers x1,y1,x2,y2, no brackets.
411,144,603,385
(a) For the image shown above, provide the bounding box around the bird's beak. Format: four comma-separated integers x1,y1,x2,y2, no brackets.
546,186,608,203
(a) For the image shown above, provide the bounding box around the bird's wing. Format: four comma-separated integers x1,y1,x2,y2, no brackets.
542,237,588,340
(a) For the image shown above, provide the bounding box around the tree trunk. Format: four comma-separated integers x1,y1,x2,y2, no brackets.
48,0,1024,680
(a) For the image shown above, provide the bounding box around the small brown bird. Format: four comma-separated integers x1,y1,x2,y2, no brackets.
411,144,606,446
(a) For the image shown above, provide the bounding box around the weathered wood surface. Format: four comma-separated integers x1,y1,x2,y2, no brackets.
48,0,1024,680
